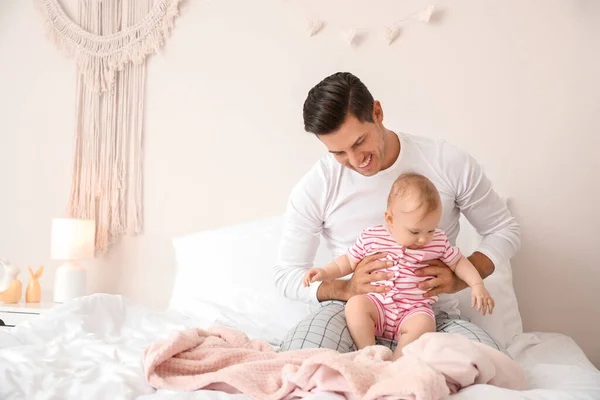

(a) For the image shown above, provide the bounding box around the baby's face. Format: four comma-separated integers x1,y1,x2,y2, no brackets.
385,198,442,249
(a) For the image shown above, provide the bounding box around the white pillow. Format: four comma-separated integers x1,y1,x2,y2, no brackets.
454,209,523,349
168,216,331,345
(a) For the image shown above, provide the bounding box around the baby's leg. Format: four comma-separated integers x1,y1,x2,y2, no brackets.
393,313,436,360
345,295,379,349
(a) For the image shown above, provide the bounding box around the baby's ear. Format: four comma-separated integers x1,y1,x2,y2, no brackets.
384,210,393,225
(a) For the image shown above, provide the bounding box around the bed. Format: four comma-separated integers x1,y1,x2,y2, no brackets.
1,215,599,399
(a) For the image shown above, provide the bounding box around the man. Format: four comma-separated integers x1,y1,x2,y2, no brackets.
274,72,521,353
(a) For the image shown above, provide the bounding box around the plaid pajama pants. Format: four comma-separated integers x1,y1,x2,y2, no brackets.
279,301,504,354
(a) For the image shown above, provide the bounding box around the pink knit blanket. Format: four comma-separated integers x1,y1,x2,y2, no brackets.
143,326,526,400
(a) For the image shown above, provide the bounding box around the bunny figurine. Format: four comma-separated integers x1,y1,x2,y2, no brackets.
26,265,44,303
0,262,22,304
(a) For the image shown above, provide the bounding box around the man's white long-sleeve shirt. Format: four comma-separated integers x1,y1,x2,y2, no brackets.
274,131,521,316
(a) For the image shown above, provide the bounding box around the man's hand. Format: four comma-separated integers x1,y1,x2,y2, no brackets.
316,252,393,302
345,253,394,298
414,259,467,298
414,252,495,298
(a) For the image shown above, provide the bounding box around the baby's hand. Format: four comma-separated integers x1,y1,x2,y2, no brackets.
471,284,495,316
303,268,328,287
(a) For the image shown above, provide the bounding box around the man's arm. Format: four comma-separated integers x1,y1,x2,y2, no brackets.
317,279,352,302
274,163,397,304
314,233,365,301
454,147,521,270
416,144,521,296
317,252,394,301
274,177,393,303
273,167,326,305
468,251,495,279
416,251,494,296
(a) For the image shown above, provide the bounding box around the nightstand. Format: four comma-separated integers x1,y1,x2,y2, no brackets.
0,302,56,330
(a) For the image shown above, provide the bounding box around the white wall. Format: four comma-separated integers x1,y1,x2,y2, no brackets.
0,0,598,366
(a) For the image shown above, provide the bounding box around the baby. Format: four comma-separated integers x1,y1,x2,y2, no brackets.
303,172,495,359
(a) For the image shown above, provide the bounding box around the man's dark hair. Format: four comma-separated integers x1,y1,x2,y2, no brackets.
303,72,375,135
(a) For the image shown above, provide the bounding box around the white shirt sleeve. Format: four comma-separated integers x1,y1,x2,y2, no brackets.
443,143,522,268
273,164,326,305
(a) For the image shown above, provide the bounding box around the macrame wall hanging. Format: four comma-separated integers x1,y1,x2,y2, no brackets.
35,0,181,253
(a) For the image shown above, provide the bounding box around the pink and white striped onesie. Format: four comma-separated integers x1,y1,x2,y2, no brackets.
347,225,462,340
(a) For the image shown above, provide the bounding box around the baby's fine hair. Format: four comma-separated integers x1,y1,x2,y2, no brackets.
387,172,441,214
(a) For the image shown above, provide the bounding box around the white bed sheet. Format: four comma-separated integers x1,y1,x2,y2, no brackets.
1,294,598,400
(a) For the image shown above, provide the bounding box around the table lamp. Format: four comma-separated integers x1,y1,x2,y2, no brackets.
51,218,96,303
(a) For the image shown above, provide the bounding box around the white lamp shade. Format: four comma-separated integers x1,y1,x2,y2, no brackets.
51,218,96,260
